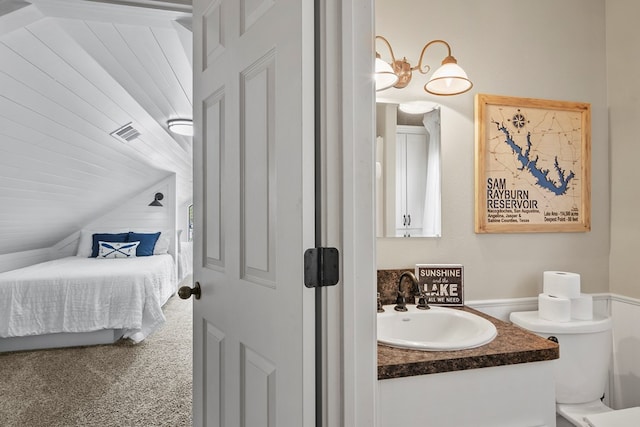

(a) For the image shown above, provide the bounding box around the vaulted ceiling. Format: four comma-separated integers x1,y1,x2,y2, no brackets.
0,0,193,254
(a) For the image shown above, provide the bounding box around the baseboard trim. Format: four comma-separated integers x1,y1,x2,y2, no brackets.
610,293,640,307
467,296,538,309
466,297,538,322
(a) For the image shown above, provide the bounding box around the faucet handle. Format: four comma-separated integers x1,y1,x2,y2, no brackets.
377,292,384,313
416,291,430,310
394,292,408,312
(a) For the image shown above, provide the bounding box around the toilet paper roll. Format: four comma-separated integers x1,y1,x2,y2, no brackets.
543,271,581,299
571,293,593,320
538,293,571,322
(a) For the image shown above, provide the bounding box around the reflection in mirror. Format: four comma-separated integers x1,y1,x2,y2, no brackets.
376,103,441,238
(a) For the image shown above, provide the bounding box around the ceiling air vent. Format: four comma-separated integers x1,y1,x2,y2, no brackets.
110,122,141,143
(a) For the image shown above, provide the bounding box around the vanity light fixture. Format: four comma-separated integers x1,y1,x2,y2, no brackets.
167,119,193,137
375,55,400,91
375,36,473,96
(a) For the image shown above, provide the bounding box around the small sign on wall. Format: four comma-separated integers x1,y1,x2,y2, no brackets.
416,264,464,306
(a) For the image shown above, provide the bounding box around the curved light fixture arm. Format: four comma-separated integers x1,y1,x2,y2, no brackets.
375,35,397,63
413,39,452,75
374,35,472,95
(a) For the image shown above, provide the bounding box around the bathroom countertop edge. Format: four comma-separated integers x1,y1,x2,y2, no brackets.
377,306,560,380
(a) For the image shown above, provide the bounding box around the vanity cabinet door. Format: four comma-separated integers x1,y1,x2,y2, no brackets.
395,127,428,237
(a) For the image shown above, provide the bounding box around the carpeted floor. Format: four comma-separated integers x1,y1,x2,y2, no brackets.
0,294,192,427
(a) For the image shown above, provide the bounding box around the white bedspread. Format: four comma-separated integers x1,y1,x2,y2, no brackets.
0,255,176,343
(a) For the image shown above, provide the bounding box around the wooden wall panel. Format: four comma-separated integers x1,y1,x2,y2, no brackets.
52,174,178,260
0,2,193,259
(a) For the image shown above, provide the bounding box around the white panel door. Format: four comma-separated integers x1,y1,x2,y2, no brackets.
395,127,427,236
191,0,315,426
404,132,427,234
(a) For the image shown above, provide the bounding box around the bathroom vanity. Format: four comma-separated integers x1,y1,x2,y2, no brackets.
378,307,559,427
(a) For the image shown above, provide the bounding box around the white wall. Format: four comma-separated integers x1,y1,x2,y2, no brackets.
0,248,52,273
0,174,179,273
607,0,640,299
606,0,640,408
0,4,192,259
376,0,610,300
52,174,178,259
177,198,193,242
605,0,640,406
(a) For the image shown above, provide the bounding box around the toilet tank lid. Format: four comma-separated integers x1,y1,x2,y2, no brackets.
509,311,612,334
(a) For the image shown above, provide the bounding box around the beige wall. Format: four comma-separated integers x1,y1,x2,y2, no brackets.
376,0,610,299
607,0,640,298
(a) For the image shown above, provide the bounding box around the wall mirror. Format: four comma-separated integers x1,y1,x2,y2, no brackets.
376,103,441,238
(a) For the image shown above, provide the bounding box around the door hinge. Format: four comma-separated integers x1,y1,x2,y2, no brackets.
304,247,339,288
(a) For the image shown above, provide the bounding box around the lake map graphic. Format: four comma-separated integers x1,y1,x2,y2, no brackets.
484,103,584,227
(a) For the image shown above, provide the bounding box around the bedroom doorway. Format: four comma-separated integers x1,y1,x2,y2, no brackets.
0,0,376,425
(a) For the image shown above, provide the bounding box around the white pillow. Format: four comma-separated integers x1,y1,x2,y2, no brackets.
154,235,171,255
76,230,93,257
97,241,140,259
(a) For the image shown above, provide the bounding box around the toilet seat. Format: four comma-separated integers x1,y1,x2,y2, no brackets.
584,406,640,427
557,401,640,427
557,401,613,427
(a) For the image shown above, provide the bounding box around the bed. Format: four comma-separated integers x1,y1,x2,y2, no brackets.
0,231,178,352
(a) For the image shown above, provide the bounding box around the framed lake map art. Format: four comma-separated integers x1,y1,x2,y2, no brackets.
474,94,591,233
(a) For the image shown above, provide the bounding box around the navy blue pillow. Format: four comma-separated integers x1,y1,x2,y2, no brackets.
128,232,161,257
91,233,128,258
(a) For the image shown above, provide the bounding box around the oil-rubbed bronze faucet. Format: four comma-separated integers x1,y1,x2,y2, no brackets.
395,271,430,311
377,292,385,313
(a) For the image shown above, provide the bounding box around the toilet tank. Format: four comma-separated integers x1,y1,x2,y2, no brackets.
510,311,612,404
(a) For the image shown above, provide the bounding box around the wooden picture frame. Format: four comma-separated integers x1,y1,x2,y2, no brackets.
474,94,591,233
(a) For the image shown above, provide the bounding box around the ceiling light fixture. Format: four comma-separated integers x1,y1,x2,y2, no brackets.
398,101,440,115
375,36,473,96
167,119,193,137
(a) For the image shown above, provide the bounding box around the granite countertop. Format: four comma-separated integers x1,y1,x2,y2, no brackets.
378,306,559,380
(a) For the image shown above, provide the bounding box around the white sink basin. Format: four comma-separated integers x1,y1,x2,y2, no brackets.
377,304,497,351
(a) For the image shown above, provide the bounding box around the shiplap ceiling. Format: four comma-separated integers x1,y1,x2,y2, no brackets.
0,0,192,255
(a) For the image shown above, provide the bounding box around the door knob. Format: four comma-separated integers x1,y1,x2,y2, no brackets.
178,281,201,300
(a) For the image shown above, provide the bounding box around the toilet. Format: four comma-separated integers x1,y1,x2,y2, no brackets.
510,310,640,427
